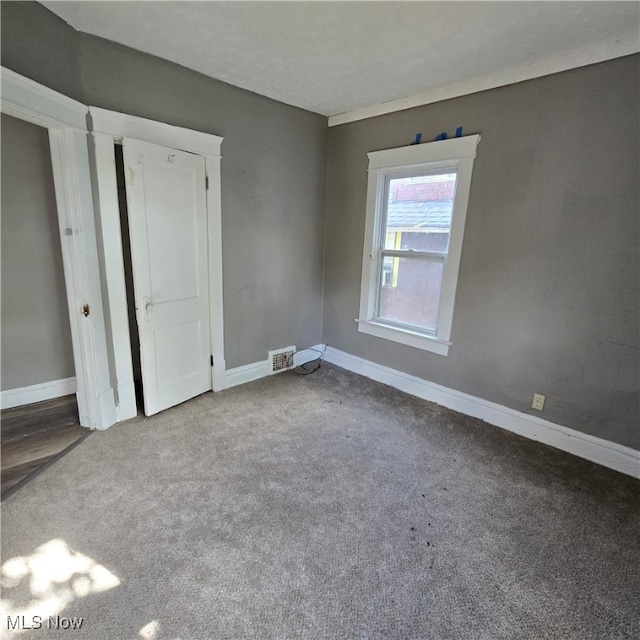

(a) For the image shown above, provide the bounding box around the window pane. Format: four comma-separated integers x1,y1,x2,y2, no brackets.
385,172,456,252
377,257,444,333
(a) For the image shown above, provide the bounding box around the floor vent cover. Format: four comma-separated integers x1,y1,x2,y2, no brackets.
269,346,296,374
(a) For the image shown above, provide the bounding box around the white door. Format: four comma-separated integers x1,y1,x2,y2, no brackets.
123,138,211,416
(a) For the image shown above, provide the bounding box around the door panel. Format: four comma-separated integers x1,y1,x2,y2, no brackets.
123,138,210,416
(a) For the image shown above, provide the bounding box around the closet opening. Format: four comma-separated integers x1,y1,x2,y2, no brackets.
114,142,144,414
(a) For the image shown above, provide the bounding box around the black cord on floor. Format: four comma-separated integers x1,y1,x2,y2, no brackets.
288,345,326,376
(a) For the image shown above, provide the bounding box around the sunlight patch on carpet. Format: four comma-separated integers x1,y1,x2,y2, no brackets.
0,538,120,632
138,619,161,639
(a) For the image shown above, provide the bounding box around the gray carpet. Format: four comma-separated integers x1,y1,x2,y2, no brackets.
2,364,639,639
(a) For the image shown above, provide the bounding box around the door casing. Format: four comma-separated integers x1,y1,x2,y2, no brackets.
1,67,225,429
90,107,225,424
1,68,115,429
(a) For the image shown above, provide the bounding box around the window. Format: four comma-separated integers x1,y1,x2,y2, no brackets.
357,135,480,356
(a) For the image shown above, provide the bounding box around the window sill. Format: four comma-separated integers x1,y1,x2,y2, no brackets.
355,319,451,356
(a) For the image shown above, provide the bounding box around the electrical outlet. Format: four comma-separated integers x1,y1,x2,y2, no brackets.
531,393,545,411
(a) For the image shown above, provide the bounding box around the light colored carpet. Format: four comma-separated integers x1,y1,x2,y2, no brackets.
2,363,639,639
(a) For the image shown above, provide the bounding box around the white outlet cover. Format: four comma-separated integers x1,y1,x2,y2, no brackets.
532,393,546,410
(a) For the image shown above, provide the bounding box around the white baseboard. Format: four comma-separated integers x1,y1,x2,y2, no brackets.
224,344,326,390
1,377,77,410
292,344,326,367
324,346,640,479
225,359,271,389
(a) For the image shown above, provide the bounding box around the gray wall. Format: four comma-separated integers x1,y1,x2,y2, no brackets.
79,34,327,369
2,2,327,371
1,115,75,390
324,55,640,450
3,4,637,451
0,1,82,102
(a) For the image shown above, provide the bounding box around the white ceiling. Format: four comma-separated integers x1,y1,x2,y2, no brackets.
42,1,639,121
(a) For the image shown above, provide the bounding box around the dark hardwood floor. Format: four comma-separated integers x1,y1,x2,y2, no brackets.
1,395,90,499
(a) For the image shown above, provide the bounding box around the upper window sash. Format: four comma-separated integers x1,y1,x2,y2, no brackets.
375,167,458,254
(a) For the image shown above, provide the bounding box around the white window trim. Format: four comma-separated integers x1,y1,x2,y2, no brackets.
357,134,480,356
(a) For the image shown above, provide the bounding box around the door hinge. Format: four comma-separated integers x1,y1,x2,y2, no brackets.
205,176,209,190
210,355,214,366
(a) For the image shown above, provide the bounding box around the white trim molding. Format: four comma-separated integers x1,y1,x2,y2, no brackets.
225,360,271,390
1,378,77,410
1,67,116,430
355,320,451,356
88,107,225,419
328,37,640,127
324,347,640,479
91,133,138,423
89,107,222,157
206,154,226,392
49,127,116,430
0,67,86,130
358,135,480,356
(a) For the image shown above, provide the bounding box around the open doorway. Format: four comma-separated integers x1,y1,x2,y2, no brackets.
0,114,87,498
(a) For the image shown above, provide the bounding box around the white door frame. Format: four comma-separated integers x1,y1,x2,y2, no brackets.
89,107,225,422
0,68,115,428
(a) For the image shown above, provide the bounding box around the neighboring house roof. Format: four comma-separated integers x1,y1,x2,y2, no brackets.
387,200,453,230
